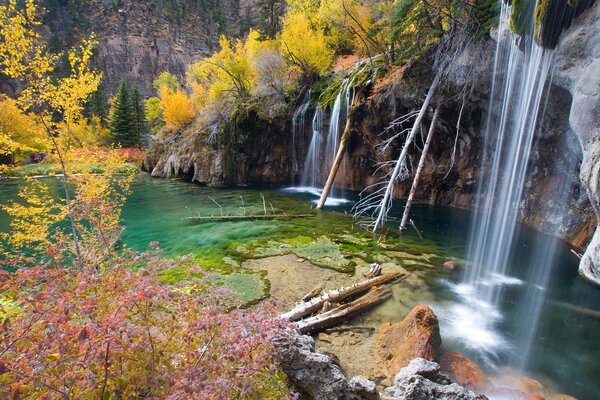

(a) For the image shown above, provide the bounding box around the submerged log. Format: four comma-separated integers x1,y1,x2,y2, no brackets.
280,271,403,322
296,286,393,334
184,213,313,222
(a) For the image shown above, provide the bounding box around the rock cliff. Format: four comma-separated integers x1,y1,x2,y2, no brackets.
554,0,600,285
40,0,253,95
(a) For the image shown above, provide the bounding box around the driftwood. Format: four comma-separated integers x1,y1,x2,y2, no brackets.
280,272,402,322
296,286,392,334
302,282,325,302
184,214,313,222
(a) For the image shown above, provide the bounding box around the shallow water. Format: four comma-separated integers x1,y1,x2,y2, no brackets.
1,174,598,398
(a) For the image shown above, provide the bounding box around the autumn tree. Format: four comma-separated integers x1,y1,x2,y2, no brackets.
154,72,195,130
278,11,333,81
0,0,102,265
0,96,48,163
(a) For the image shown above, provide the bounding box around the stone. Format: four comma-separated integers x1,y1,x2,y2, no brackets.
376,306,442,377
486,387,530,400
442,260,459,271
273,330,380,400
439,352,488,390
383,358,488,400
555,0,600,286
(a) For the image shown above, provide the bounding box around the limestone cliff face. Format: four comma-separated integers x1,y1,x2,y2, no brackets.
555,0,600,285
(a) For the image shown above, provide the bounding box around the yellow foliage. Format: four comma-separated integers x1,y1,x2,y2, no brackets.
0,96,48,160
187,30,265,107
159,86,195,130
0,0,102,154
1,178,67,253
279,11,334,78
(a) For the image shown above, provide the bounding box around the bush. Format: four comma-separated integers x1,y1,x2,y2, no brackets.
0,248,291,399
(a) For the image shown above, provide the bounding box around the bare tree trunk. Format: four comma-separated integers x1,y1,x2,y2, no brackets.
295,286,393,334
316,100,357,209
372,73,441,232
400,106,440,231
280,271,402,322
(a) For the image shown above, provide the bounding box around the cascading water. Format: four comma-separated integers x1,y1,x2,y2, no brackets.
324,79,352,194
301,105,324,188
438,0,563,367
291,90,312,177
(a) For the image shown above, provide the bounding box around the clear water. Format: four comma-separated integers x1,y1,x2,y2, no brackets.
1,174,599,399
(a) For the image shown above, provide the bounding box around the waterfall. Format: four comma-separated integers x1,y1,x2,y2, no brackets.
301,105,324,188
291,90,312,177
440,1,561,366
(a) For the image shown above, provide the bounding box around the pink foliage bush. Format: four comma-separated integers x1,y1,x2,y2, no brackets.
0,246,291,399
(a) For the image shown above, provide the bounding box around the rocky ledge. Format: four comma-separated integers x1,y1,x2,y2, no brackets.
274,330,488,400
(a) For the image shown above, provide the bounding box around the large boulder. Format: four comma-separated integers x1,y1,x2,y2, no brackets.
273,330,380,400
377,306,442,377
439,352,488,391
384,358,488,400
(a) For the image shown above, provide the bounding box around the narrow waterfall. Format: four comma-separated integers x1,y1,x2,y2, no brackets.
441,1,560,365
291,90,312,177
324,80,352,193
301,105,324,188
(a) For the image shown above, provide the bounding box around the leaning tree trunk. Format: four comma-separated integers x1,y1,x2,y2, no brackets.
399,106,440,231
316,91,360,209
372,73,441,232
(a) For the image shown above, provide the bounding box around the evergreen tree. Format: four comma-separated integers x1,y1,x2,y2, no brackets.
128,83,145,148
256,0,285,39
85,85,108,123
109,81,132,147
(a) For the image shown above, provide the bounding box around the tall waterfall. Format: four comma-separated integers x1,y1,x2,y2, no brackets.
441,1,561,366
301,105,324,188
291,90,312,177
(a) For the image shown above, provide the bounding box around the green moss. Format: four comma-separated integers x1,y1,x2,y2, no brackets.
215,272,268,305
509,0,534,36
534,0,551,42
157,266,203,284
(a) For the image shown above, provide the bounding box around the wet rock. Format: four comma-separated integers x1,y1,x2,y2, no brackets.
273,330,380,400
383,358,488,400
376,306,442,377
442,260,460,271
555,0,600,286
486,387,530,400
439,352,488,391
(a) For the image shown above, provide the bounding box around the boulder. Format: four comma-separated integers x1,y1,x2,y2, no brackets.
273,330,380,400
439,352,488,390
442,260,460,271
376,306,442,377
384,358,488,400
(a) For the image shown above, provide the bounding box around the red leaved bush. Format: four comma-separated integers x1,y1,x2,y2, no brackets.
0,247,291,399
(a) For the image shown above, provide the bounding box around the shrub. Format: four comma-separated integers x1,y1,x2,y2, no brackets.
0,248,291,399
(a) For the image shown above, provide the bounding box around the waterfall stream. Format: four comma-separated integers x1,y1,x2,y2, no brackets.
440,1,571,370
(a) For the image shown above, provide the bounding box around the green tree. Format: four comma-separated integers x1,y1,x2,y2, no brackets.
109,81,132,147
128,83,145,148
85,84,107,123
256,0,285,39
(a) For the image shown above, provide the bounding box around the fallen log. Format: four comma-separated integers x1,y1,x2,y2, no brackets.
296,286,393,334
302,282,325,302
280,271,403,322
184,214,313,222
